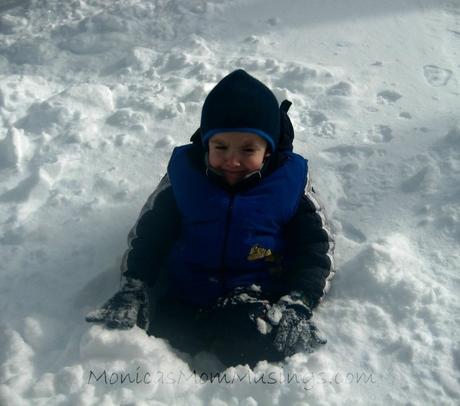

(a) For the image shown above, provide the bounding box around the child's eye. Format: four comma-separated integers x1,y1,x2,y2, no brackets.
243,148,255,154
215,145,227,150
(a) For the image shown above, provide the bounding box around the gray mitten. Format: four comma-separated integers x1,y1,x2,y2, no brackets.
215,285,270,326
268,292,327,356
85,277,149,330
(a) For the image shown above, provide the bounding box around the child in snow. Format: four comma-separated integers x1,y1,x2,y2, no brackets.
86,69,335,366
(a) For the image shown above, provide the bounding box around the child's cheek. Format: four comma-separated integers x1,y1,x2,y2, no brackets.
208,152,220,168
249,155,264,170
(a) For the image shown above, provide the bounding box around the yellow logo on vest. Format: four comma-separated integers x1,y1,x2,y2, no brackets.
247,244,276,262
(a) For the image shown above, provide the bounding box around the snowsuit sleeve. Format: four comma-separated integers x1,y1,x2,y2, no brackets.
121,174,181,287
283,173,335,308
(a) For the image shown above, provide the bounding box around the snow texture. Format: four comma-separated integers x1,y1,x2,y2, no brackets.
0,0,459,405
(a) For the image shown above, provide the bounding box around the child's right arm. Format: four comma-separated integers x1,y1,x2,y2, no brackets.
121,174,181,287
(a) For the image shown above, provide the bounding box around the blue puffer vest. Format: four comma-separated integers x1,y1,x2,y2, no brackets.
166,144,308,305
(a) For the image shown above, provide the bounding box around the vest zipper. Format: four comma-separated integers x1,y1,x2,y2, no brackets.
220,193,235,289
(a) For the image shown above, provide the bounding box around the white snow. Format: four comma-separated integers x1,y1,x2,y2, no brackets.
0,0,459,405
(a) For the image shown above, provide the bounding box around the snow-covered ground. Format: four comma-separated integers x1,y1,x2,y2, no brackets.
1,0,459,404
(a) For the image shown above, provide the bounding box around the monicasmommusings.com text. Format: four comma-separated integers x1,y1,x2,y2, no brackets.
87,367,377,391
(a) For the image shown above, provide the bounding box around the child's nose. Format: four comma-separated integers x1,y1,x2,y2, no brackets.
226,151,240,166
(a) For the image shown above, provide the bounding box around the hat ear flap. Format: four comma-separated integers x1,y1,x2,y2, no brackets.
277,100,294,152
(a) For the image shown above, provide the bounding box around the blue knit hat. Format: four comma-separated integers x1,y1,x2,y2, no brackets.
200,69,280,151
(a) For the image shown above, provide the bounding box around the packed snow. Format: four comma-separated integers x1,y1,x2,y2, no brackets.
0,0,459,405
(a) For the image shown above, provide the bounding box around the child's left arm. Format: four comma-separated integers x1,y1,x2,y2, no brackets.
283,177,335,309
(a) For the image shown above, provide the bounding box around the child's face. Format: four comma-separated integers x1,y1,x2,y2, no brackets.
208,132,270,185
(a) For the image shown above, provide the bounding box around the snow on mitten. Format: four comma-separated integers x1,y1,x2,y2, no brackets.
85,278,148,330
267,291,326,356
215,285,271,334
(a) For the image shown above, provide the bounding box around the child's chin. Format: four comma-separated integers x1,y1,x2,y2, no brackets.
224,174,244,185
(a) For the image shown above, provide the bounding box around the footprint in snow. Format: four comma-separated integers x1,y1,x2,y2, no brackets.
377,90,402,104
326,81,353,97
399,112,412,119
400,166,438,194
423,65,453,87
366,125,393,143
155,135,175,148
308,110,328,126
106,109,145,131
322,144,376,159
275,63,317,92
314,121,336,138
163,51,193,71
341,221,367,243
267,17,280,26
